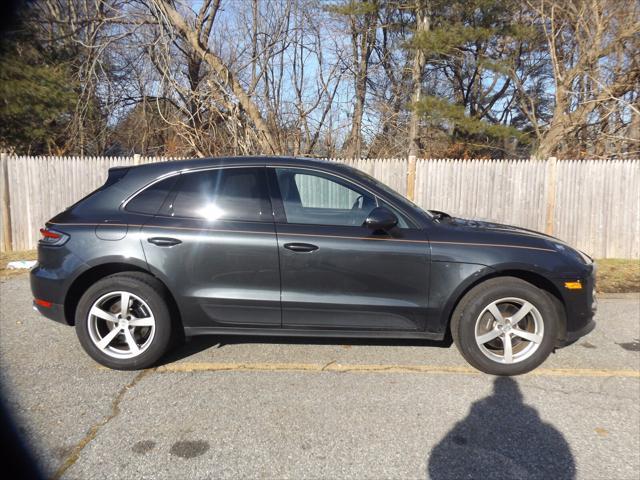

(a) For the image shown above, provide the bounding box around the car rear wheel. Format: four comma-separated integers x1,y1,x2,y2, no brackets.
451,277,559,376
75,273,172,370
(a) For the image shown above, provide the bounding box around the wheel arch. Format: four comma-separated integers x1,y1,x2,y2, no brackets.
443,267,567,340
64,262,183,332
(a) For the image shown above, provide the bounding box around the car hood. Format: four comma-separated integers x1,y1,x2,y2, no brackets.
435,215,579,252
429,213,593,267
450,217,556,242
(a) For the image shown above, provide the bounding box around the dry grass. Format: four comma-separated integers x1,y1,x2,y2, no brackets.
0,249,37,277
1,249,638,293
595,259,640,294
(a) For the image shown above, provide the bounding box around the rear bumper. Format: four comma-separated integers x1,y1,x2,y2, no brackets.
32,299,67,324
30,249,87,325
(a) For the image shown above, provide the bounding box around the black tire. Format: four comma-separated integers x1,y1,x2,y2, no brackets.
75,272,173,370
451,277,559,376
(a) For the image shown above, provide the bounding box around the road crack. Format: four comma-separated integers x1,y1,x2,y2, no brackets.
321,360,337,371
52,369,153,480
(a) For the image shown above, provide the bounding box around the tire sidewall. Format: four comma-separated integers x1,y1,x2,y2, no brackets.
75,275,172,370
454,280,558,376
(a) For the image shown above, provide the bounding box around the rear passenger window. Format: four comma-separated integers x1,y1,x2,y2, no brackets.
125,176,178,215
169,168,271,222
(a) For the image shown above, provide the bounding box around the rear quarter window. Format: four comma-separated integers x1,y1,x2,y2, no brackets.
125,176,178,215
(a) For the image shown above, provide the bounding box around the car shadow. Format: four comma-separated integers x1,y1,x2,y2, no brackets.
158,333,453,366
427,377,576,480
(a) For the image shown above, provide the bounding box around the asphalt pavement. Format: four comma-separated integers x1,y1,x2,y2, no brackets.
1,274,638,479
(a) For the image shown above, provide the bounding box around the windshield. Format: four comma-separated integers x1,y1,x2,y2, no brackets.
335,163,433,218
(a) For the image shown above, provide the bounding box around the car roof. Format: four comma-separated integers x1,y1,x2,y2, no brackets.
67,157,341,217
128,156,339,177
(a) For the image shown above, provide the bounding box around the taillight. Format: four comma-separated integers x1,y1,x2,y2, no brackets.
34,298,53,308
40,228,61,239
39,227,68,246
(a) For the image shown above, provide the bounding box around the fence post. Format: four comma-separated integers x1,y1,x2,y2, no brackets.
1,152,13,252
406,155,417,202
133,153,141,165
544,156,557,235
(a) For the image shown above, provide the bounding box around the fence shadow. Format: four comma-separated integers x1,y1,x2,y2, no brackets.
427,377,575,480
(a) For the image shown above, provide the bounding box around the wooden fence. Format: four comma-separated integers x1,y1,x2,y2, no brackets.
1,154,638,258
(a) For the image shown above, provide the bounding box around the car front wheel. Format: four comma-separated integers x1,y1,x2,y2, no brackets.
451,277,559,376
75,273,173,370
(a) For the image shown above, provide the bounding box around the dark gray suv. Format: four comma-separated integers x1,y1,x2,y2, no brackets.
31,157,596,375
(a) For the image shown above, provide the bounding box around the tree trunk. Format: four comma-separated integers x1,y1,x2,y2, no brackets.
344,33,367,158
347,76,365,158
408,1,429,159
535,104,572,158
344,2,378,158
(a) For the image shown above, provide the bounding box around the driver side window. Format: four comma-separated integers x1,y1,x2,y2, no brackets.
275,168,376,226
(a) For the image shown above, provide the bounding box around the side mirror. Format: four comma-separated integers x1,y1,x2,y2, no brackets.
365,206,398,231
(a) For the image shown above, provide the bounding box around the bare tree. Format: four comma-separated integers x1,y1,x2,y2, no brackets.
288,1,344,155
528,0,640,158
7,0,637,159
33,0,137,154
147,0,279,154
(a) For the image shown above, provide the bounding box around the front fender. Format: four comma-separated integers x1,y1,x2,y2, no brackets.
427,262,494,334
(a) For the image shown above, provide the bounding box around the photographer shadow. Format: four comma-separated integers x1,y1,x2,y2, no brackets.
428,377,575,480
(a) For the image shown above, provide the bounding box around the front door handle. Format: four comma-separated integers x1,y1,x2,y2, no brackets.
148,237,182,247
284,242,318,253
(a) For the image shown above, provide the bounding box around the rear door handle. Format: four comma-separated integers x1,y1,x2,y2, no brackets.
148,237,182,247
284,242,318,253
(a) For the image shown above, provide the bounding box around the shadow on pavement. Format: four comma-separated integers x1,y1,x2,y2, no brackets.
158,334,452,366
428,377,575,480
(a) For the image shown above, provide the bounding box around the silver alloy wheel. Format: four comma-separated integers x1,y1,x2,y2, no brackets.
87,291,156,359
474,297,544,364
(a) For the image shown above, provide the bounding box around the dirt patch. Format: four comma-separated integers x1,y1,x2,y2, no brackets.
132,440,157,455
169,440,210,459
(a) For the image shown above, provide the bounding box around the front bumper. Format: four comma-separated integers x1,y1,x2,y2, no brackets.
553,265,597,345
558,317,596,346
